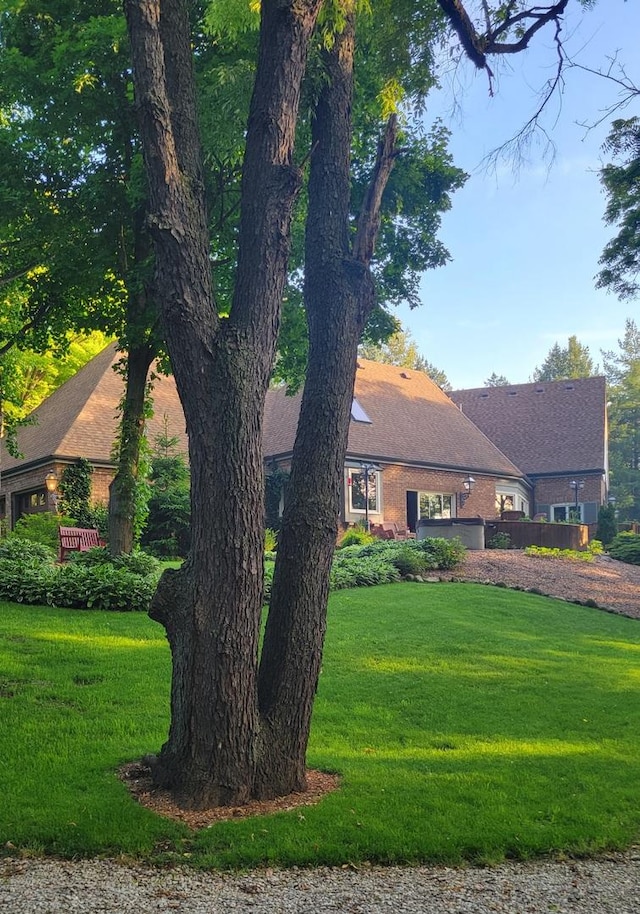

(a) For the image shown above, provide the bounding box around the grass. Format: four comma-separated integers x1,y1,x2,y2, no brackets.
1,583,639,867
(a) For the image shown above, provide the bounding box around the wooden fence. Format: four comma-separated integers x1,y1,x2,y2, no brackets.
485,521,589,551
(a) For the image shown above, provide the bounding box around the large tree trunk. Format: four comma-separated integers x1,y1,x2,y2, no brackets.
108,341,155,555
258,17,398,796
125,0,321,808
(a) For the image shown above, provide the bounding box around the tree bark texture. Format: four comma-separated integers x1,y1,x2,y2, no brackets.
258,16,399,797
125,0,321,807
108,341,155,555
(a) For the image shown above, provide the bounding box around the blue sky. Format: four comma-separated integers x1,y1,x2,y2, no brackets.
397,0,640,390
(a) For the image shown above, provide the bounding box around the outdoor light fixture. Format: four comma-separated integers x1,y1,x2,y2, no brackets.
44,471,58,493
359,461,381,532
458,475,475,509
45,471,59,510
569,479,584,519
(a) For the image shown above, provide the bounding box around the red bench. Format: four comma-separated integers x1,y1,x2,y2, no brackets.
58,526,104,562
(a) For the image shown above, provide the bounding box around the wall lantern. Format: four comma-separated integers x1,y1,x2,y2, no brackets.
45,471,59,494
45,471,59,510
458,475,475,509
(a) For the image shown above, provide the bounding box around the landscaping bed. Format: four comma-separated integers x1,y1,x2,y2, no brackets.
449,550,640,620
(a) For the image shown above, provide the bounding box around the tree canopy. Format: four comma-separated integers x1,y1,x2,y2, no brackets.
602,319,640,521
532,335,597,382
359,329,451,389
597,116,640,301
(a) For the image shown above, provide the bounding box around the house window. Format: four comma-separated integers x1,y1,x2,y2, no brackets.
496,493,515,514
419,493,453,519
348,467,380,513
552,504,582,523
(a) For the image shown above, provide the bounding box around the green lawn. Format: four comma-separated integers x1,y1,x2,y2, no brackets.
1,583,639,867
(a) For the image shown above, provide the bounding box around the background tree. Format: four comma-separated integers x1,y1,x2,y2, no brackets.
0,0,159,554
532,335,596,381
597,116,640,301
485,372,510,387
602,318,640,521
141,423,191,558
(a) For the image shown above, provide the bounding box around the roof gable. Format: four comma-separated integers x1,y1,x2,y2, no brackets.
264,360,525,478
2,344,188,475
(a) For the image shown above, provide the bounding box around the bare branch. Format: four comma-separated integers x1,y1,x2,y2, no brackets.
353,115,401,266
569,56,640,133
482,14,567,171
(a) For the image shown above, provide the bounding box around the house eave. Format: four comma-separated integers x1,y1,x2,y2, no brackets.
0,454,116,484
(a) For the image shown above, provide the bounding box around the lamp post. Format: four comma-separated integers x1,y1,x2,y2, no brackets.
359,462,380,532
45,471,59,512
569,479,584,521
458,475,475,510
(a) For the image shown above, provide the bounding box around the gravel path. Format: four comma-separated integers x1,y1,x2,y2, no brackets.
2,552,639,912
2,852,640,913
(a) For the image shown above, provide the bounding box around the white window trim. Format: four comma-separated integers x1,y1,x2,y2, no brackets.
347,466,381,514
552,502,583,523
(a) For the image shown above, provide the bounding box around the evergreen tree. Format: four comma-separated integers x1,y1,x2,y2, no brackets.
597,117,640,301
485,372,510,387
532,335,596,381
602,319,640,520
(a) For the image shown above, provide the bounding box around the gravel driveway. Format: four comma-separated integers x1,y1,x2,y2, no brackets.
2,551,639,913
2,852,640,913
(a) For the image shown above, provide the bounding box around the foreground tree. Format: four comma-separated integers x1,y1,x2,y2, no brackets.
126,0,595,808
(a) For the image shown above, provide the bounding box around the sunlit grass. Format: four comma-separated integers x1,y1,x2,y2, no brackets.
1,583,639,866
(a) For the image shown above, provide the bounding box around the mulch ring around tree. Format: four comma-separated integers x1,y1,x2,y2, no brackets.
119,761,341,831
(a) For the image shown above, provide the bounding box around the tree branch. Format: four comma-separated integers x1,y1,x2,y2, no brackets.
353,115,401,266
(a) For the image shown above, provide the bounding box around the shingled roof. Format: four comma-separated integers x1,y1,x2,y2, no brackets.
449,376,607,477
2,343,188,476
264,359,525,479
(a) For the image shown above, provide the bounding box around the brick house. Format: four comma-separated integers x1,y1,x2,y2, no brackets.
0,344,187,531
449,377,609,525
264,359,531,532
1,347,608,536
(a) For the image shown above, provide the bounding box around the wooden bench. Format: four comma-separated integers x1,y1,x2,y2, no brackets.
58,526,104,562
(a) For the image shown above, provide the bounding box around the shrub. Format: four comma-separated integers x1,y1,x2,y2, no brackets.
338,525,376,549
0,537,56,564
141,454,191,558
415,536,466,570
524,545,595,562
10,513,76,550
387,545,432,577
69,547,162,577
487,532,512,550
608,532,640,566
264,528,278,552
0,558,158,612
596,503,618,547
330,553,401,589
